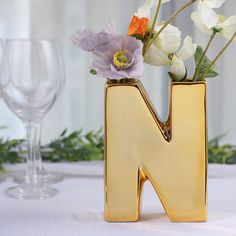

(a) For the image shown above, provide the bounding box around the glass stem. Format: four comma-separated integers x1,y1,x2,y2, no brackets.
143,0,162,55
25,123,41,185
36,123,43,172
149,0,162,37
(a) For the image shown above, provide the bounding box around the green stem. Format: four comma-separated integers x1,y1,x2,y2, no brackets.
199,31,236,81
193,31,216,81
143,0,162,55
149,0,162,39
143,0,197,56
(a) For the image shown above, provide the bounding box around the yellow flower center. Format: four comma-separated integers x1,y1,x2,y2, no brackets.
218,15,226,23
113,50,131,68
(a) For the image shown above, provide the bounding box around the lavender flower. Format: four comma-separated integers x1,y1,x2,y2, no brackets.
71,21,116,52
92,35,144,79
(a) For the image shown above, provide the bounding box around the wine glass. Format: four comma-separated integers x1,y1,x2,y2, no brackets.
0,39,65,199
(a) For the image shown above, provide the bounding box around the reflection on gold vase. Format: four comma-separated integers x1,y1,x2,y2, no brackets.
104,79,208,222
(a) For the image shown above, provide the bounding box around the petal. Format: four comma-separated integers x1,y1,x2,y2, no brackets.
219,15,236,40
198,2,219,28
191,11,212,34
120,35,143,52
203,0,226,8
144,44,170,66
169,56,186,81
176,36,197,61
144,0,171,8
154,24,181,54
71,29,96,51
110,64,131,79
127,48,144,77
136,5,150,19
128,16,149,37
136,0,171,18
71,21,116,52
103,21,117,36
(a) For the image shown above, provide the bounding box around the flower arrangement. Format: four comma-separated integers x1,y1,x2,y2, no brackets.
72,0,236,82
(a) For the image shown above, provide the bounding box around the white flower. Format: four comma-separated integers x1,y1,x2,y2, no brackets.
144,0,171,8
154,24,181,54
192,11,236,40
136,0,171,19
218,15,236,40
176,36,198,61
197,0,227,28
201,0,226,8
169,56,186,80
145,36,197,80
170,36,197,80
191,11,212,34
136,5,151,19
144,44,170,66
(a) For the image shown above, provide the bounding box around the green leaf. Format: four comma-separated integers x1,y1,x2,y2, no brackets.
60,129,67,137
194,45,219,80
90,69,97,75
131,34,144,41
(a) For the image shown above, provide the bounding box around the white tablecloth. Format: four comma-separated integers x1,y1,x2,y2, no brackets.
0,162,236,236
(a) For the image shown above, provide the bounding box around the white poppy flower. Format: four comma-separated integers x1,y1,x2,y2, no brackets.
136,5,151,19
191,11,212,34
218,15,236,40
144,44,170,66
136,0,171,19
170,36,197,80
154,24,181,54
144,0,171,8
192,10,236,40
145,36,197,80
202,0,226,8
169,55,186,81
198,0,227,28
176,36,198,61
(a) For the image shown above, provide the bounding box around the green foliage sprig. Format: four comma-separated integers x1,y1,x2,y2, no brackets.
208,135,236,164
0,130,236,172
41,129,104,162
0,137,24,172
0,129,104,172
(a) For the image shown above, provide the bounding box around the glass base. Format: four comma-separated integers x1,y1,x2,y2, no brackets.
13,169,63,185
5,184,58,200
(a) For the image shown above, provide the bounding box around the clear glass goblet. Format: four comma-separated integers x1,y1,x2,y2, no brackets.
0,39,65,199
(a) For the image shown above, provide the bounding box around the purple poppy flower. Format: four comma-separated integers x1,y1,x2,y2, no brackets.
92,35,144,79
71,21,116,52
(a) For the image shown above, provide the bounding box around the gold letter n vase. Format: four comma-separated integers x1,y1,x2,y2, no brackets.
104,79,207,222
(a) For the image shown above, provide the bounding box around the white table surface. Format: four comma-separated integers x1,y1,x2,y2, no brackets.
0,162,236,236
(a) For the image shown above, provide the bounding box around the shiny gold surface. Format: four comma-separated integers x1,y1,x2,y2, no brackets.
104,79,207,222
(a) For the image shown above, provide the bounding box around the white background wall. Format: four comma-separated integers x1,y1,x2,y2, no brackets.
0,0,235,144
